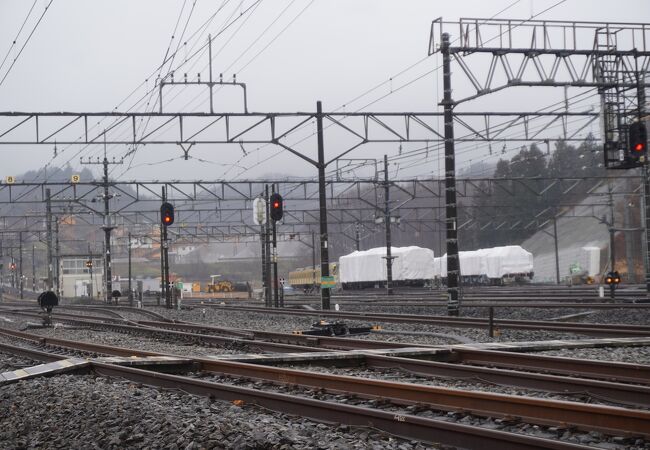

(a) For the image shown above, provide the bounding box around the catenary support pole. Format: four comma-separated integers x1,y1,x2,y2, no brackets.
18,231,23,299
128,232,133,307
54,220,60,295
553,215,560,285
264,185,272,307
260,221,266,302
609,189,616,300
102,156,113,304
162,188,171,309
383,154,394,295
45,188,53,291
316,101,331,310
88,243,94,300
637,72,650,293
355,222,361,251
311,230,317,291
160,187,168,307
31,244,35,292
272,184,279,308
441,33,461,316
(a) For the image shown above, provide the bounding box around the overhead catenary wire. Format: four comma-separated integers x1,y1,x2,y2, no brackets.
224,0,571,181
0,0,55,88
0,0,39,75
15,2,576,188
36,0,261,181
117,0,313,179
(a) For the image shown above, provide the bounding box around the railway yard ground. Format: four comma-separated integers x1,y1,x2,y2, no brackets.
2,285,650,449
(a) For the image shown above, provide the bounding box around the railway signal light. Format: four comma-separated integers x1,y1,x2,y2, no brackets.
629,122,647,161
604,271,621,285
85,260,93,268
160,202,175,226
9,262,16,271
269,193,283,221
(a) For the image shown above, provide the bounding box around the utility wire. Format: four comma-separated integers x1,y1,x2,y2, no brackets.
44,0,258,179
0,0,55,88
227,0,567,180
0,0,38,75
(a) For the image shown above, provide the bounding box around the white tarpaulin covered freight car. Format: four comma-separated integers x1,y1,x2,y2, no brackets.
339,246,435,286
433,245,533,280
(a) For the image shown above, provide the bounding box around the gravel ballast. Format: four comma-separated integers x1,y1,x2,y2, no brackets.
0,375,430,450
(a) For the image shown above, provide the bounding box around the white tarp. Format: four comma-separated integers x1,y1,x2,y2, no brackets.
433,245,533,279
581,246,601,276
339,246,435,283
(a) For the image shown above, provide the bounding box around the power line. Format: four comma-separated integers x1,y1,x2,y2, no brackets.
41,0,259,180
225,0,568,180
0,0,38,75
0,0,55,88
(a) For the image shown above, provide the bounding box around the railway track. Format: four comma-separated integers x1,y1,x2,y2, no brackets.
1,327,649,448
183,304,650,337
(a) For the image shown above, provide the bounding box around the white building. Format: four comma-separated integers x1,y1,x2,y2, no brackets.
59,257,103,298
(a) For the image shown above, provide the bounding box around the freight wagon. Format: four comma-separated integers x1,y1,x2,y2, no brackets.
338,246,435,290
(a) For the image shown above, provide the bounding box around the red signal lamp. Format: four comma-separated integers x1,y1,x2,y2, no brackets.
269,193,284,221
160,202,175,226
635,142,645,152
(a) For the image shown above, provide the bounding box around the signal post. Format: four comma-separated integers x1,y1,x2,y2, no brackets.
269,190,283,307
160,195,175,308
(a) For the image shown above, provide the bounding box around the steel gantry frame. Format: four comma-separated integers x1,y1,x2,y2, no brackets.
429,18,650,311
0,175,639,279
0,108,599,310
5,19,647,308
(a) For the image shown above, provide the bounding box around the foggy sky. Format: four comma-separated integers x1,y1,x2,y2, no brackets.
0,0,648,184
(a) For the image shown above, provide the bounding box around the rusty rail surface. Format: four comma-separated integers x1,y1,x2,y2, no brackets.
91,362,590,450
1,327,648,439
449,348,650,383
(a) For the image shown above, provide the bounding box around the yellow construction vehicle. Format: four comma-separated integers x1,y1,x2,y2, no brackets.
206,275,234,293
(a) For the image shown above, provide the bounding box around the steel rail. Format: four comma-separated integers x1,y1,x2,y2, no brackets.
450,348,650,384
359,353,650,407
3,308,429,351
3,312,328,354
0,341,68,363
196,305,650,337
1,327,647,440
90,362,590,450
135,320,431,351
262,301,650,309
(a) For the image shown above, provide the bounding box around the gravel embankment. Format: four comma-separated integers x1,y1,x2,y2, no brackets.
0,375,430,450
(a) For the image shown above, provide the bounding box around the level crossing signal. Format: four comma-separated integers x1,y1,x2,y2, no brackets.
160,202,175,226
269,193,283,221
